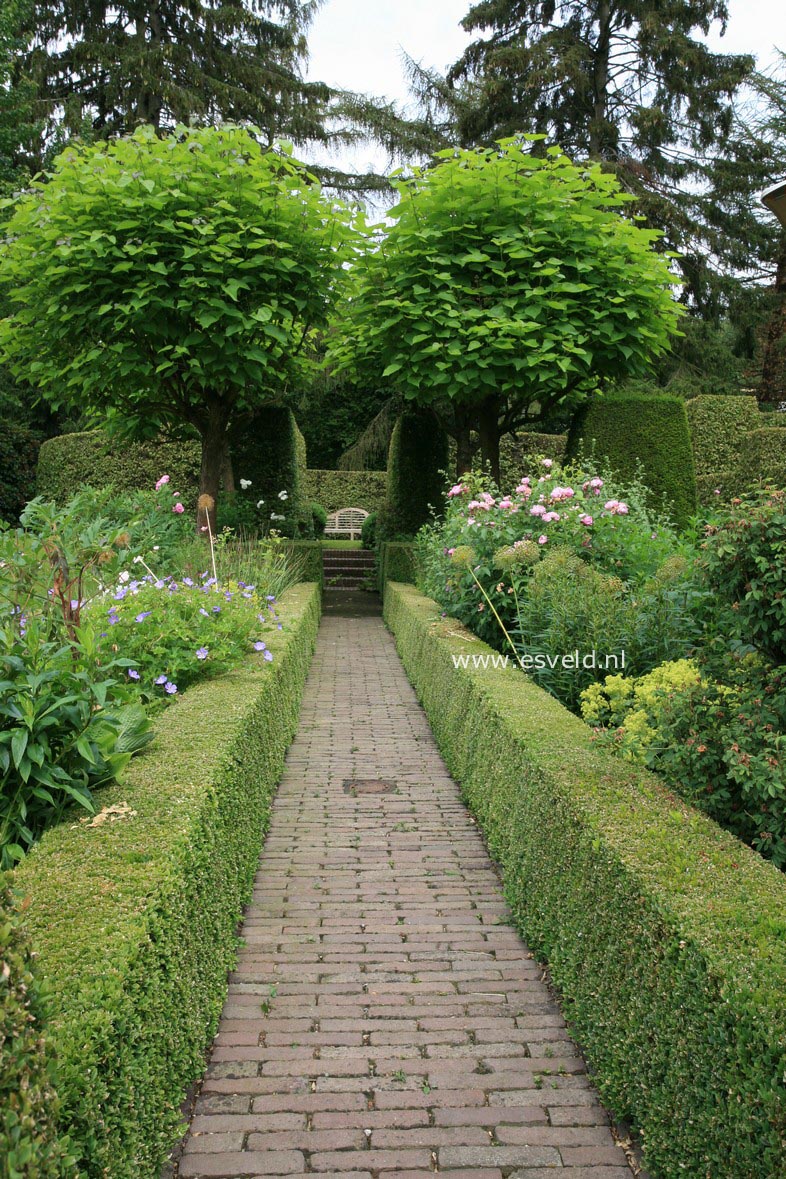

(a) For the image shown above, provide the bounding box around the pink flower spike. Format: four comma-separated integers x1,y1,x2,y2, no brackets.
173,502,185,514
155,474,170,491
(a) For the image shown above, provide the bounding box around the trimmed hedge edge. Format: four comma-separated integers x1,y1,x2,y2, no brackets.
378,541,416,594
384,582,786,1178
6,582,321,1178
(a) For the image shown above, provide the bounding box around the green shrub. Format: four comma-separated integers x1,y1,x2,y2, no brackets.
0,422,40,524
277,540,323,585
12,583,320,1177
379,542,416,593
0,881,76,1177
384,408,448,538
701,486,786,662
303,469,387,515
385,582,786,1178
498,432,568,490
567,393,697,527
695,470,737,506
37,432,201,505
415,465,701,706
229,407,310,537
508,548,699,712
0,621,149,869
361,511,377,550
685,394,761,477
311,502,327,537
735,428,786,490
580,658,702,760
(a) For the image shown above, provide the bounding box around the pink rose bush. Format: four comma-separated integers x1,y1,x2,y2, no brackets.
417,459,701,707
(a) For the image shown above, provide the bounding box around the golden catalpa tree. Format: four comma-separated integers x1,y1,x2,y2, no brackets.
0,124,359,528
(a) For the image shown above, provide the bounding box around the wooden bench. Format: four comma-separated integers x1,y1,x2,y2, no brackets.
324,507,369,540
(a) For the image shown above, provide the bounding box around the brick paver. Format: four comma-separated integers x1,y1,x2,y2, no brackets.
176,605,634,1176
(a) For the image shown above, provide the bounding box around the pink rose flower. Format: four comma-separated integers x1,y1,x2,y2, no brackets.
580,514,593,527
155,474,170,491
172,502,185,514
538,534,548,545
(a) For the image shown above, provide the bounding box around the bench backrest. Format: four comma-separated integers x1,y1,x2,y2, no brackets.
324,507,370,536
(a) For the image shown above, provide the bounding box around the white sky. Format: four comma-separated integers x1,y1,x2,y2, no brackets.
304,0,786,180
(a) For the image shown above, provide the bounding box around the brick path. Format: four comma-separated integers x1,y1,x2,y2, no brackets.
176,604,634,1178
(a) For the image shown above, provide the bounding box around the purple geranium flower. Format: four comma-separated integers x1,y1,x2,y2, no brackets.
199,608,210,617
135,611,152,622
128,669,141,680
155,674,168,685
253,641,266,652
264,650,273,662
165,681,178,695
196,647,209,660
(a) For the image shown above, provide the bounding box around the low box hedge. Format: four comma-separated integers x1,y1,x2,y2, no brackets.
0,883,76,1177
278,539,324,585
379,541,416,593
6,582,321,1178
384,582,786,1178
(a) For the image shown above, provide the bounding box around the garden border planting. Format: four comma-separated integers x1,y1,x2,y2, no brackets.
384,582,786,1178
6,581,321,1178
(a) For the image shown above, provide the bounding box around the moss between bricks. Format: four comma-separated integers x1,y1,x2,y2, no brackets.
384,582,786,1178
8,582,321,1178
